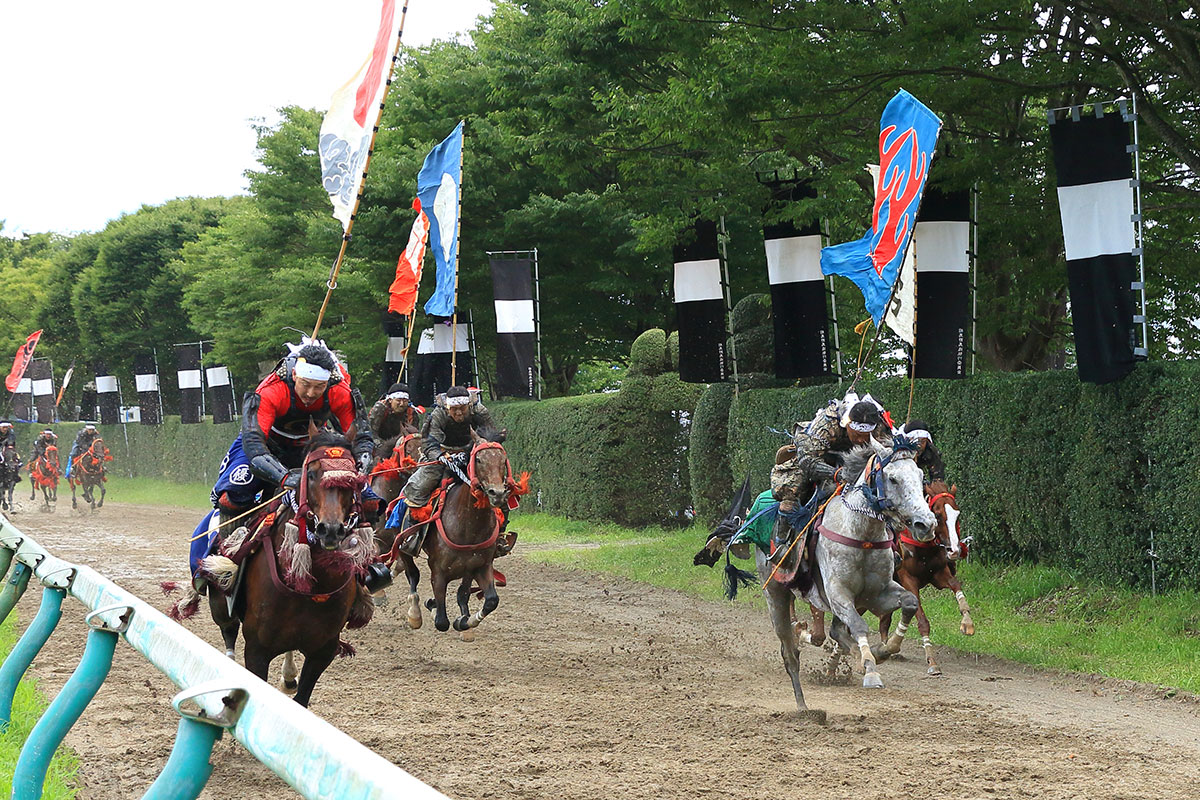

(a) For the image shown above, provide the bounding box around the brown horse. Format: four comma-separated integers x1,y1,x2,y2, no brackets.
368,432,424,626
204,429,375,706
29,444,60,510
70,438,110,511
879,481,974,675
0,442,19,512
413,440,526,638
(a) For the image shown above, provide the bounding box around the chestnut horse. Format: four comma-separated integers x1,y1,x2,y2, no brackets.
879,481,975,675
205,429,374,706
368,432,425,624
29,444,60,509
415,439,525,637
70,438,109,510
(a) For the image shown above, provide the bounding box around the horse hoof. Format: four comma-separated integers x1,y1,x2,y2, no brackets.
795,708,827,725
281,679,298,694
862,671,884,689
460,629,476,642
435,619,450,632
927,665,943,676
961,621,975,636
425,598,437,611
407,613,423,630
885,634,904,655
452,616,470,632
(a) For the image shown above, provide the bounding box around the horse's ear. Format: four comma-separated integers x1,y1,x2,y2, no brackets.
951,483,957,496
346,423,357,443
308,418,320,439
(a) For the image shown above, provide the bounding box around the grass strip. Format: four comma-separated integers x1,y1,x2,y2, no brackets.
0,614,81,798
515,512,1200,694
94,476,213,510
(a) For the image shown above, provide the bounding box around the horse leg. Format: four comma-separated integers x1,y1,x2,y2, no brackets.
826,616,854,678
208,591,240,658
766,581,809,711
870,578,919,666
280,651,299,694
292,641,338,708
399,554,422,630
826,589,883,688
431,571,451,632
935,568,975,636
242,642,271,683
97,482,105,508
453,580,474,633
456,568,499,638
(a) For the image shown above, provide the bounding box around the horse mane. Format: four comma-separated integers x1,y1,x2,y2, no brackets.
838,445,874,483
476,427,506,444
377,432,403,460
308,429,351,452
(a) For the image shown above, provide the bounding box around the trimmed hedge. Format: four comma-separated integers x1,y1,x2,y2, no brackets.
723,362,1200,590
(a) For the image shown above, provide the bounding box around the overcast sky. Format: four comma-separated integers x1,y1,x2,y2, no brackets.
0,0,494,236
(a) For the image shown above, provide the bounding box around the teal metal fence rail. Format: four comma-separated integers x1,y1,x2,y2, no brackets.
0,514,449,800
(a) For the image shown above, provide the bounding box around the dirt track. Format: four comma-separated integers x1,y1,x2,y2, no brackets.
7,500,1200,799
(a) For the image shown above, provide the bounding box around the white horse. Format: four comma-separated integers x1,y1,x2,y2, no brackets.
758,435,936,711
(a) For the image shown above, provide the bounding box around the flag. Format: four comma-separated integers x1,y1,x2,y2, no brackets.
30,360,55,424
870,163,917,347
674,219,728,383
318,0,404,230
912,187,971,378
490,255,538,398
176,344,203,424
821,90,942,325
388,198,430,316
418,121,465,319
5,329,42,392
134,352,162,425
55,364,74,408
408,324,473,406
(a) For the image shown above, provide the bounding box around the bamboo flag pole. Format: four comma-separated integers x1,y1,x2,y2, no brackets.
450,123,465,385
312,1,412,339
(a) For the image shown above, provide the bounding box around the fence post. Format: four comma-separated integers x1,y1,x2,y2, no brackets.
0,587,65,729
0,561,34,625
0,544,15,584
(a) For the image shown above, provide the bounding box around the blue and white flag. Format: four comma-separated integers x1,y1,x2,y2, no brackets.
418,121,464,318
821,90,942,325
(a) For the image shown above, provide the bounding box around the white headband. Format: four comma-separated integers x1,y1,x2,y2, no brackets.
445,395,471,407
387,391,410,401
293,359,331,382
848,421,877,433
904,428,932,444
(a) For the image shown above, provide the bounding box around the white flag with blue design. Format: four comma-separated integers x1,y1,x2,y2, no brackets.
418,121,464,318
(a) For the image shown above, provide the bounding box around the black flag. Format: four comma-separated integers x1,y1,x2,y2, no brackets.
409,325,475,407
490,256,537,398
94,361,120,425
764,182,831,379
133,352,162,425
30,360,55,424
674,219,728,383
177,344,203,423
913,188,971,379
1050,112,1137,384
381,312,407,395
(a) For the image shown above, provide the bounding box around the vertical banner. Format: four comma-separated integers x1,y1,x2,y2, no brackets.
206,369,235,425
94,361,120,425
1050,112,1137,384
381,312,408,393
913,187,972,378
674,219,729,383
79,382,97,423
30,359,55,424
133,352,162,425
176,344,204,424
489,256,537,398
409,324,474,406
418,122,465,319
12,378,32,421
6,329,42,393
763,182,831,379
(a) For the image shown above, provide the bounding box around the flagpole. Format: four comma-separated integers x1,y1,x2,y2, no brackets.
450,121,465,386
312,1,412,339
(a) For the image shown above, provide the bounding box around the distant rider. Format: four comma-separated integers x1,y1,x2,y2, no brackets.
31,429,57,462
368,382,423,442
0,421,21,481
895,419,946,484
66,423,100,481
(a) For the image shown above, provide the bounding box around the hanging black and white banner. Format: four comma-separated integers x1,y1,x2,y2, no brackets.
1050,112,1137,384
133,352,162,425
30,359,55,424
176,344,203,424
912,187,971,379
409,324,474,407
763,182,831,379
206,370,235,426
381,312,408,395
11,377,32,422
674,219,728,383
489,256,537,398
79,383,97,423
94,362,120,425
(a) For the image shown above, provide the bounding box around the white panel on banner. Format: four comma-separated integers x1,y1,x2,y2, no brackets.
431,324,470,354
32,379,53,396
205,367,230,387
1056,179,1135,261
416,328,436,355
494,300,536,334
914,221,970,273
16,378,31,394
95,375,119,393
673,259,723,303
135,374,159,393
177,370,202,389
386,337,406,362
765,235,823,285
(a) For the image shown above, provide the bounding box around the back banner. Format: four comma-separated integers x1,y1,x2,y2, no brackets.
489,256,537,398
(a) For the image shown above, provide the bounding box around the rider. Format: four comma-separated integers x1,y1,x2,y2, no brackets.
31,429,57,463
368,382,423,442
896,420,946,484
66,423,100,481
391,385,502,556
0,420,21,481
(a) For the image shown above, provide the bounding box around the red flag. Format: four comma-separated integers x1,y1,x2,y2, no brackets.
5,330,42,393
388,199,430,316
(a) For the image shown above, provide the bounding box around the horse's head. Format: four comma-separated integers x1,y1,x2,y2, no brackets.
368,433,421,500
863,436,936,541
926,481,964,560
468,431,527,510
301,428,365,551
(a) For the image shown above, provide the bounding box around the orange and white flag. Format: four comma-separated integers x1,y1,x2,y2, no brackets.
388,199,430,316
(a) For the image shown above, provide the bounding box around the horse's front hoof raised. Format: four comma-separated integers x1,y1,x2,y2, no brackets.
961,617,975,636
281,678,298,694
452,616,470,632
862,671,884,689
926,664,943,676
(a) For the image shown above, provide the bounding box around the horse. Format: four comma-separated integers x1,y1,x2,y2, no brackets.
70,438,109,511
200,428,376,707
758,436,935,711
367,432,424,627
879,481,975,675
0,442,19,512
29,444,60,510
409,437,526,638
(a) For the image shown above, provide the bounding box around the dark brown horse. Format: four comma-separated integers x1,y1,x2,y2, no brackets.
70,438,109,510
415,440,526,638
206,429,375,706
29,444,60,509
368,432,424,626
0,442,19,511
879,481,974,675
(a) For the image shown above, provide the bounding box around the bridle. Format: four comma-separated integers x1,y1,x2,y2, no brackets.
295,445,364,545
467,441,522,505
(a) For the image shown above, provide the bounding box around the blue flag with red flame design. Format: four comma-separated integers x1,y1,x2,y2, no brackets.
821,90,942,324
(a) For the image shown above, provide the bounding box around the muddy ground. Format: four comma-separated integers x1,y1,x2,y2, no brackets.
6,501,1200,799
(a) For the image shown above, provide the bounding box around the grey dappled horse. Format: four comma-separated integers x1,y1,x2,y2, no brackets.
758,436,936,712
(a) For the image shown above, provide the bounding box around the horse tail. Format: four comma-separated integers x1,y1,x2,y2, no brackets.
199,556,239,592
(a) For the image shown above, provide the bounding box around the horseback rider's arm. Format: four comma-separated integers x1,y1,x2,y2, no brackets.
421,409,452,462
367,399,388,437
241,388,294,487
